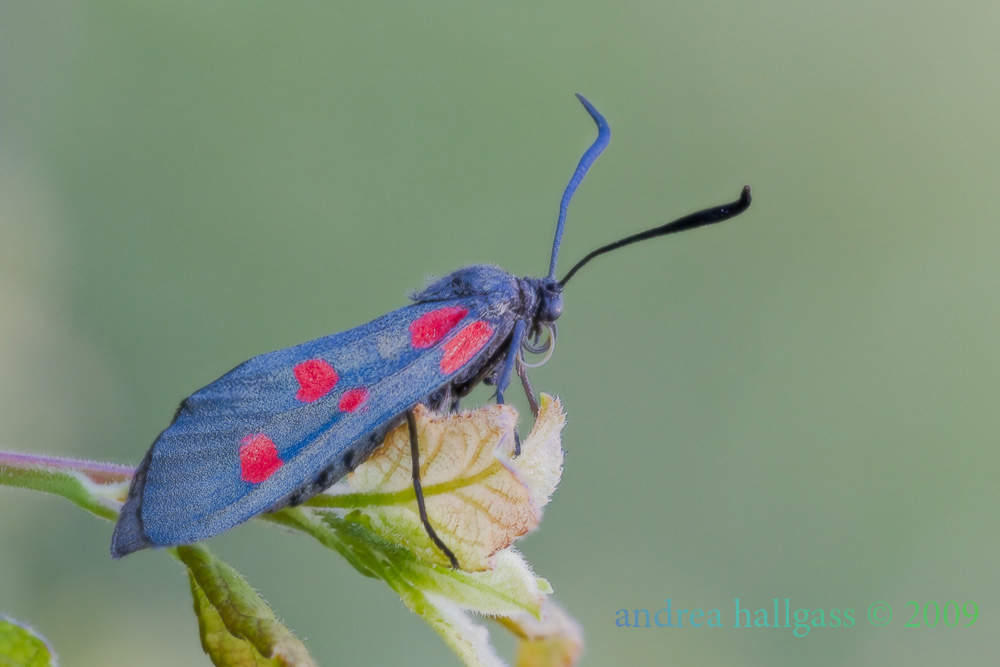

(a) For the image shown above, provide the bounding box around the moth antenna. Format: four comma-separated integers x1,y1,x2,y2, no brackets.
547,94,611,280
558,185,752,288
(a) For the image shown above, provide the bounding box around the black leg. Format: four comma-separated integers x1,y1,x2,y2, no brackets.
516,359,540,418
406,410,459,569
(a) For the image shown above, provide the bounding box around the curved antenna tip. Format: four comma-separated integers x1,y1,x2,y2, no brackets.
574,93,606,127
547,94,612,279
558,182,754,288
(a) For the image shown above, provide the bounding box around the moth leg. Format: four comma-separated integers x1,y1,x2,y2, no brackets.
516,358,540,418
407,409,460,569
495,320,527,457
494,320,527,404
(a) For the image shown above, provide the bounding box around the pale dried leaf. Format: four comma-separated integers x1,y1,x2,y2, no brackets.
498,395,564,514
343,396,565,570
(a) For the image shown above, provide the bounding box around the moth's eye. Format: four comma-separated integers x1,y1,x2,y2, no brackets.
542,295,563,322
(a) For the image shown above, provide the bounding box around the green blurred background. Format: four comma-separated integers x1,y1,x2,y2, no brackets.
2,2,997,665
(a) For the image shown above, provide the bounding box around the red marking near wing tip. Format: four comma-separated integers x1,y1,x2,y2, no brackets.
409,306,469,348
338,387,369,412
440,320,494,374
294,359,339,402
239,434,283,484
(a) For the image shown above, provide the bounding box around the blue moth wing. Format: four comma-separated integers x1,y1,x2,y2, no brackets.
111,265,523,557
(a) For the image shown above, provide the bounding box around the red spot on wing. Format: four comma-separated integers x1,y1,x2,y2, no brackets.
294,359,339,402
440,320,494,374
409,306,469,348
338,387,369,412
239,434,283,484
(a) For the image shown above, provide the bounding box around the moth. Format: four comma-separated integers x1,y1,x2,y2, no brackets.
111,95,751,564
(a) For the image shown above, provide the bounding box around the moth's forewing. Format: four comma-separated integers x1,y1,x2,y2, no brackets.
112,266,522,557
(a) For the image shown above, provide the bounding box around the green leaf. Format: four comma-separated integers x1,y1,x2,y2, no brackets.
0,452,130,522
174,545,315,667
0,616,57,667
